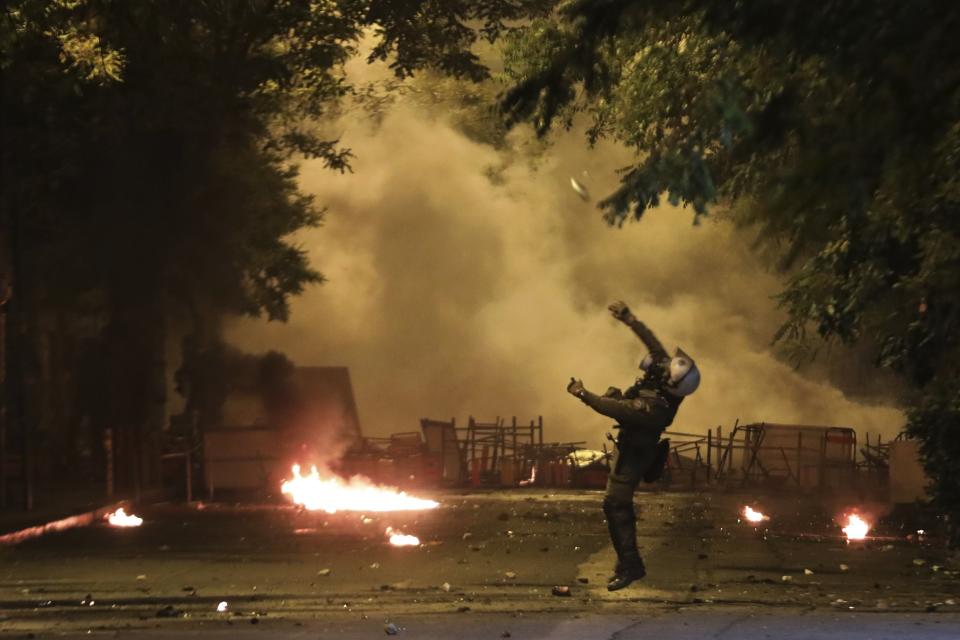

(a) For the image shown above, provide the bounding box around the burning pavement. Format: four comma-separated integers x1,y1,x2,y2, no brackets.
1,488,959,636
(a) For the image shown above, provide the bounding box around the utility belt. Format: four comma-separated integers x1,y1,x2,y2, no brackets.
607,425,661,449
607,429,671,483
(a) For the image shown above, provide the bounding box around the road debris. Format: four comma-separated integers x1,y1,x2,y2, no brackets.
552,586,571,597
804,569,815,576
317,568,331,576
441,582,452,592
504,571,517,579
155,605,182,618
385,622,400,635
839,564,849,572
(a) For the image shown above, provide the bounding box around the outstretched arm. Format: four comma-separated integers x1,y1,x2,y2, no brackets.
608,301,668,360
567,378,669,432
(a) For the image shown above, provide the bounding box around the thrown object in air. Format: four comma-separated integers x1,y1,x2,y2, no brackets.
570,177,590,201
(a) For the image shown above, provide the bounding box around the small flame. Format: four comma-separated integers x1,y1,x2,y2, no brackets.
281,464,439,513
107,508,143,527
386,526,420,547
519,465,537,486
842,513,870,541
742,506,769,523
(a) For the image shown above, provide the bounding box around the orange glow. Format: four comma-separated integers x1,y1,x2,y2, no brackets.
841,513,870,541
386,526,420,547
107,508,143,527
742,506,769,523
281,464,439,513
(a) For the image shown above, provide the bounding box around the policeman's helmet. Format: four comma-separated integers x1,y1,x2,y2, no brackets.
639,349,699,396
666,348,700,397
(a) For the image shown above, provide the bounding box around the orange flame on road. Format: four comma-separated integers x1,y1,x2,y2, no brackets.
107,508,143,527
281,464,439,513
842,513,870,541
386,526,420,546
742,506,769,523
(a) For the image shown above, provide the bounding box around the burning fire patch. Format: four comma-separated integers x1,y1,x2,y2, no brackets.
106,508,143,528
281,464,439,513
386,526,420,547
841,513,870,541
742,506,769,524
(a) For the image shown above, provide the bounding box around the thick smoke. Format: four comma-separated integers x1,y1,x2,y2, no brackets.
226,86,903,449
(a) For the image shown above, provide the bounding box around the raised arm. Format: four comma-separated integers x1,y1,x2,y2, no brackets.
608,301,668,360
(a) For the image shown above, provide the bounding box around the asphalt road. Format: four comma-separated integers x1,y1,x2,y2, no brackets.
1,489,958,637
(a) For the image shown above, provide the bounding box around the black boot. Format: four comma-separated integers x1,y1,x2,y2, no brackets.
607,552,646,591
603,500,624,581
603,499,647,590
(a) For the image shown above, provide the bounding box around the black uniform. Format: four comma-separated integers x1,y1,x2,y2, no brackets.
574,319,682,585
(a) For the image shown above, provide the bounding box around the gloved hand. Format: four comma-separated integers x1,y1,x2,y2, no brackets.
566,377,585,398
608,300,636,324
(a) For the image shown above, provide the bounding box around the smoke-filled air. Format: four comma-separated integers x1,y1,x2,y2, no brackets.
227,69,903,449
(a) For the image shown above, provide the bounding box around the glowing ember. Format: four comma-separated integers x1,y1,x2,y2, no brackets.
842,513,870,541
281,464,439,513
386,526,420,547
742,506,769,523
106,508,143,527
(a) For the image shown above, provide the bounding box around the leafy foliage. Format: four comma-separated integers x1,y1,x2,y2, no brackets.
501,0,960,523
0,0,555,488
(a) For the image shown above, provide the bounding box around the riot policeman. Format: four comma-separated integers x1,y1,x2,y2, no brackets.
567,301,700,590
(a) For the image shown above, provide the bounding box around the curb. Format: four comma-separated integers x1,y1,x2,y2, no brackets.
0,499,131,546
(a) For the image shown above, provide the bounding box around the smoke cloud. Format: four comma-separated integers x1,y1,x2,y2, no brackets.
226,73,903,449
